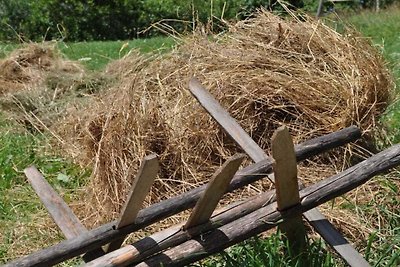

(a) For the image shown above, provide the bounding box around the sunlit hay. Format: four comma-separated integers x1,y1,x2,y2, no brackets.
0,43,84,94
57,10,393,225
0,43,115,135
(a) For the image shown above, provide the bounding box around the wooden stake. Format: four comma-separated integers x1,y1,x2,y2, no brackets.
271,126,306,251
185,154,245,229
24,166,105,261
107,154,159,252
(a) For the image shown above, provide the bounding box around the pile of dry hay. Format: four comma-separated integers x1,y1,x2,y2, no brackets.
0,43,114,130
52,9,393,230
0,43,84,94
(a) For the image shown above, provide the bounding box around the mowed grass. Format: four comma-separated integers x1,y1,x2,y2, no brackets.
0,9,399,266
60,36,175,70
0,36,175,71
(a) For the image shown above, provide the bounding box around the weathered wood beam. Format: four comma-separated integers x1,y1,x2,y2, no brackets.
185,154,245,229
137,144,400,267
107,154,159,252
188,77,369,267
4,126,361,267
24,166,105,262
272,126,306,251
84,191,276,266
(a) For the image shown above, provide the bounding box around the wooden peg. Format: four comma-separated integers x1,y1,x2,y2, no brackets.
107,154,159,252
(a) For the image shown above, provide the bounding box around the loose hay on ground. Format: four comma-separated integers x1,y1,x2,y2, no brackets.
0,42,115,133
53,9,393,228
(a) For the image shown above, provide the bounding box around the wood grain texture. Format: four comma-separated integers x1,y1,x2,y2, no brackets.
107,154,159,252
117,154,159,228
271,126,300,210
185,154,245,229
136,144,400,267
188,77,366,267
4,127,361,267
25,166,87,239
24,166,105,262
271,126,306,250
189,78,267,163
83,191,276,267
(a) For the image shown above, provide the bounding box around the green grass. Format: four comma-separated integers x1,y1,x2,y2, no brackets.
195,234,339,267
59,36,175,70
0,117,90,264
0,36,175,71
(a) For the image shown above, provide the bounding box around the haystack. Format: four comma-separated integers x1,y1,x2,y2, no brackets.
0,43,115,131
0,43,84,93
55,10,392,228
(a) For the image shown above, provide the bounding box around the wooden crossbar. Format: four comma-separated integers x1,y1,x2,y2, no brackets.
188,77,370,267
24,166,105,262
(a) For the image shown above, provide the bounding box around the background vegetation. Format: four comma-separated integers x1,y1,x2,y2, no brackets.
0,0,398,42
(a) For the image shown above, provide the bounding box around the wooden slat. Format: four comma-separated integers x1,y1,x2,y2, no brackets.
185,154,245,229
304,208,371,267
107,154,159,252
5,126,361,267
25,166,87,239
189,78,267,163
271,126,306,250
188,77,369,267
24,166,105,261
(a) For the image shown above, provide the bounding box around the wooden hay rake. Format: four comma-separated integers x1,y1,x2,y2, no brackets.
4,78,400,267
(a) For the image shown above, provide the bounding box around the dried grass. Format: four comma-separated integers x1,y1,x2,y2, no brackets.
53,10,393,226
0,43,84,94
0,42,114,134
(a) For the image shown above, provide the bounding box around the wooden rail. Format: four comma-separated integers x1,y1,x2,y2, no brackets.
4,126,361,267
24,166,105,262
86,143,400,266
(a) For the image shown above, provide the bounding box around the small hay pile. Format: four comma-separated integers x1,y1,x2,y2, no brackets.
0,43,112,130
55,10,392,226
0,43,84,94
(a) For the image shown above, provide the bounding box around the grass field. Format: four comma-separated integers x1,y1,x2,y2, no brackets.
0,7,399,267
